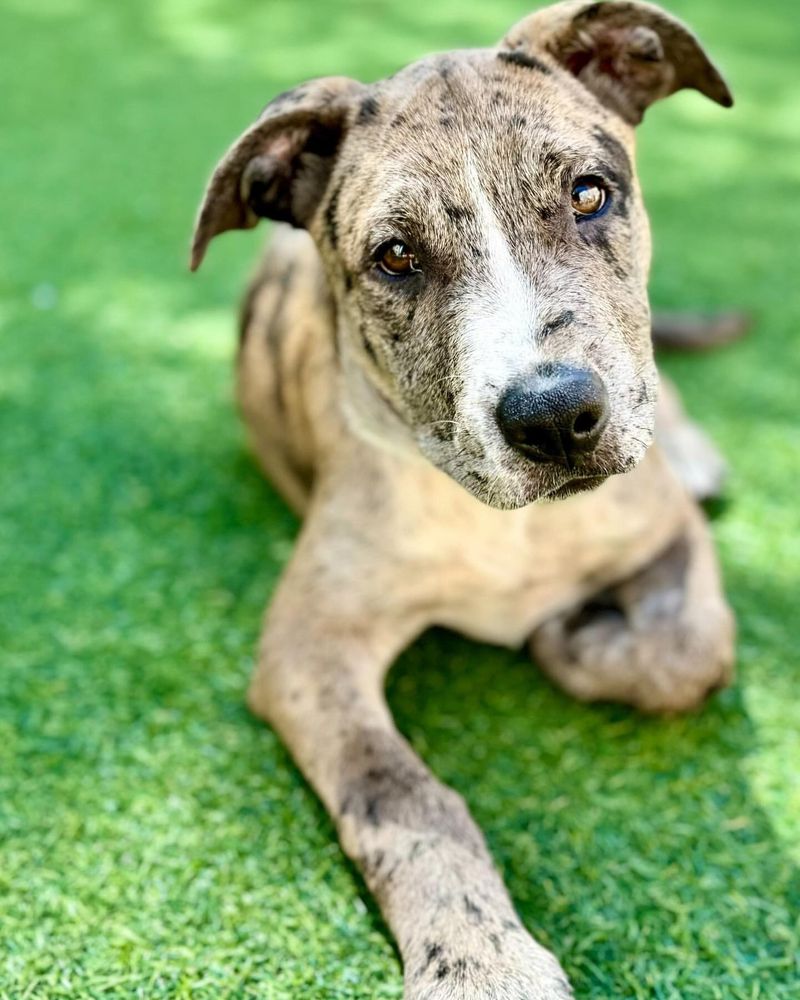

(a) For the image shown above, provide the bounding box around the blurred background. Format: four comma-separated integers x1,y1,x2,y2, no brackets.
1,0,798,997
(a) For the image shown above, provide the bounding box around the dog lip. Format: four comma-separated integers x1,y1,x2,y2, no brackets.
544,475,607,500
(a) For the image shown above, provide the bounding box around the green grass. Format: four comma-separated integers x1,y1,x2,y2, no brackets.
1,0,798,996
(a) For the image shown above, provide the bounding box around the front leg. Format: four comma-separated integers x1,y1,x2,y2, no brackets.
248,509,573,1000
531,499,734,713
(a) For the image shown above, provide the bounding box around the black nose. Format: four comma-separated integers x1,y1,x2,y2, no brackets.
496,363,609,464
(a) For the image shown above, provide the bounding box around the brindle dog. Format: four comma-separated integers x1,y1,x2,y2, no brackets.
190,2,737,996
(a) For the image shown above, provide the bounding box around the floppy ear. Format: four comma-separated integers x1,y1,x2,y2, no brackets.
502,0,733,126
190,76,364,270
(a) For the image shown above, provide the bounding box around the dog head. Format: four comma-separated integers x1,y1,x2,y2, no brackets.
192,0,732,509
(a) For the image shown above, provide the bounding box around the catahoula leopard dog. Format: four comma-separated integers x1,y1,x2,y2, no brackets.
190,2,739,996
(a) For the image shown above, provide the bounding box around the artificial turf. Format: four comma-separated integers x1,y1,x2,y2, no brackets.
1,0,798,997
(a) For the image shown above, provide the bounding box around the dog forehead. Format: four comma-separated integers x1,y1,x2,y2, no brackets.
335,50,635,249
359,49,623,144
342,51,633,201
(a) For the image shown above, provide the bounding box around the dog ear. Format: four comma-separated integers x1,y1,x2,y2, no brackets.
501,0,733,125
190,76,364,270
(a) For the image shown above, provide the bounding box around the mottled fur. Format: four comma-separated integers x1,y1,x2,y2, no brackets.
191,3,735,996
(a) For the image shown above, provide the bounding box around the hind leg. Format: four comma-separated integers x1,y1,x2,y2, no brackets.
655,374,729,502
531,503,734,713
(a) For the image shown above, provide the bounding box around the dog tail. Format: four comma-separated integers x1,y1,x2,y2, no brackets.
651,311,751,352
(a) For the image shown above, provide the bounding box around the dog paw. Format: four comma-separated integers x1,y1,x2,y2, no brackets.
531,595,733,714
405,937,574,1000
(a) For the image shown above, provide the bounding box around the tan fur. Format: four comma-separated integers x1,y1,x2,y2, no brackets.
191,3,736,996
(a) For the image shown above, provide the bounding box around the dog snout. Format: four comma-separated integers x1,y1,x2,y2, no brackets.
496,363,609,464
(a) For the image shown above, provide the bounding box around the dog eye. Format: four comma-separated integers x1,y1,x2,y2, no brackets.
375,240,420,277
571,178,608,218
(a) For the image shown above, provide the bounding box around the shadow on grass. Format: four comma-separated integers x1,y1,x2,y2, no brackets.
388,615,799,996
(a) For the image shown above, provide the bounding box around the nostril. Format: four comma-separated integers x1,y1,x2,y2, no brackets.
572,409,599,437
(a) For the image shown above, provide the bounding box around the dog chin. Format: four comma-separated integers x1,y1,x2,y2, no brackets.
435,433,652,510
539,475,608,502
452,468,609,510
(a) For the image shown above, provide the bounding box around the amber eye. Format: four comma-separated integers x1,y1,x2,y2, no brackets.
571,177,608,218
376,240,419,276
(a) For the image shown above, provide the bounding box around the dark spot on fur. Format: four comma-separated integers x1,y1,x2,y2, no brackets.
430,424,454,443
441,384,455,413
578,225,620,269
489,932,502,954
424,942,443,969
464,472,489,492
391,112,407,128
277,262,295,291
440,114,454,129
337,728,484,849
510,113,527,128
362,844,400,882
593,128,632,175
541,148,563,175
540,310,575,339
238,279,259,347
442,200,474,224
592,131,633,215
464,895,483,923
498,50,552,74
263,86,304,113
436,962,450,980
357,95,380,124
613,262,629,282
409,839,425,860
324,176,344,248
577,2,604,21
599,168,631,217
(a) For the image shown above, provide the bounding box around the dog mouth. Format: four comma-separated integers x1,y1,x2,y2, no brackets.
429,420,644,509
455,463,611,509
542,474,608,501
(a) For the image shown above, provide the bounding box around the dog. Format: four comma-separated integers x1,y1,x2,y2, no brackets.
190,2,737,995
